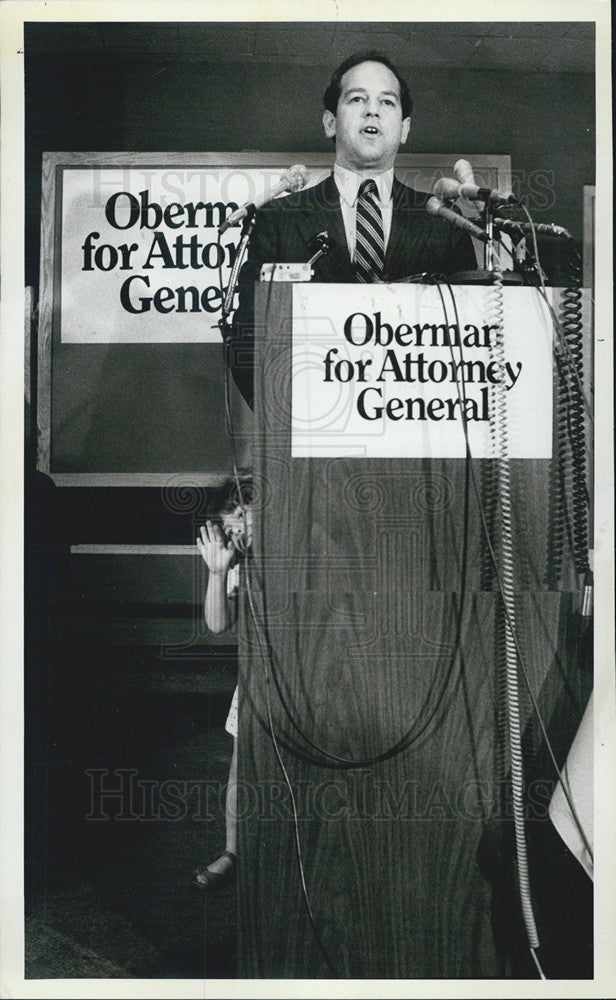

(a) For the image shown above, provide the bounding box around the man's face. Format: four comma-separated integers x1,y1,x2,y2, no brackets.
322,60,410,173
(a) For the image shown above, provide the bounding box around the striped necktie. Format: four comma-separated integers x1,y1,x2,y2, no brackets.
355,178,385,282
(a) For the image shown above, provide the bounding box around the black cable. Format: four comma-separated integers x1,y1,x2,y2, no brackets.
222,272,471,976
560,253,591,574
226,253,592,826
543,237,591,585
439,282,593,863
442,274,592,975
217,230,226,329
489,203,593,430
235,272,475,770
518,204,593,428
545,352,572,589
219,249,339,976
211,274,474,770
494,204,592,588
220,258,592,973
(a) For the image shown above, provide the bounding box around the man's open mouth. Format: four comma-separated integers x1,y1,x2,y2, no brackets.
361,126,380,135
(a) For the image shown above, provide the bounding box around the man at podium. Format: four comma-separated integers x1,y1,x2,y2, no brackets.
229,50,477,407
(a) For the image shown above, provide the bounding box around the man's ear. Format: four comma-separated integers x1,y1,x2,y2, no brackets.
400,117,411,144
322,110,336,139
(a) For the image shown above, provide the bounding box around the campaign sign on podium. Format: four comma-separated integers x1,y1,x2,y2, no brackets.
291,284,553,459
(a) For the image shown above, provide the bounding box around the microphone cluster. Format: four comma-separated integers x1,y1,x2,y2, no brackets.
433,158,519,210
426,159,570,245
426,158,517,244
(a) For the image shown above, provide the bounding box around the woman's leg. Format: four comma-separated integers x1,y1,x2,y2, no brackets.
225,736,238,855
196,738,237,885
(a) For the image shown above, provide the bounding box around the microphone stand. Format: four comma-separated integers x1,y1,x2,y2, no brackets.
484,200,496,271
451,199,524,285
219,207,257,337
307,232,333,271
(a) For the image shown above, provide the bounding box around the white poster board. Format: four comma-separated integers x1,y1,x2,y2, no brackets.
292,283,554,459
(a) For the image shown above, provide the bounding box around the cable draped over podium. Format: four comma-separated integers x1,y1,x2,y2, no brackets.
236,282,591,979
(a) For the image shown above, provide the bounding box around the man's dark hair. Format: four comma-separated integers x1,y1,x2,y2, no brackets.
323,51,413,120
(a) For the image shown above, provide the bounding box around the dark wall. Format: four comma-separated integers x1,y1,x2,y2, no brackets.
25,51,594,287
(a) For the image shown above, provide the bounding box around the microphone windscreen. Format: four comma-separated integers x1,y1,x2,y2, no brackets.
454,159,475,186
434,177,460,200
284,164,309,193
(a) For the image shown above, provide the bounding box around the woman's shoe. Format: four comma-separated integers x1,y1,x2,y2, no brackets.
195,850,237,890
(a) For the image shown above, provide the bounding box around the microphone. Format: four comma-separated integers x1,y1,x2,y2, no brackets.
492,218,524,240
433,177,463,201
426,196,489,242
435,173,518,207
219,164,309,233
458,183,519,206
453,157,518,206
308,230,334,267
493,218,571,239
454,158,476,186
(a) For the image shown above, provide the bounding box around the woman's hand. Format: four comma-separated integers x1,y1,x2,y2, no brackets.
196,521,235,575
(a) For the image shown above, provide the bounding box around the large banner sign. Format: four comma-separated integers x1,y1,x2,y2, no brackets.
291,284,553,459
60,164,295,343
57,154,511,346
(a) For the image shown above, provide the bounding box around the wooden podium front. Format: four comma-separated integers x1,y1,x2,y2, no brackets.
236,283,591,978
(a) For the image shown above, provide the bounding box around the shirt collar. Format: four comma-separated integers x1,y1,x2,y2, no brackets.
333,164,395,207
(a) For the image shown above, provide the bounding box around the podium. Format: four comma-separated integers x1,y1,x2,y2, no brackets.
236,283,592,978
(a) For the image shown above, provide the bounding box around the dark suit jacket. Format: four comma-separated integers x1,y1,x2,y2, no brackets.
228,173,477,408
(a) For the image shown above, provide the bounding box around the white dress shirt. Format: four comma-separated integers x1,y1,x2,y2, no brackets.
333,164,395,261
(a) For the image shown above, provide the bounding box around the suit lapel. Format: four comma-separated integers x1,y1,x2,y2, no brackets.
294,175,432,282
385,177,429,280
296,174,355,282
